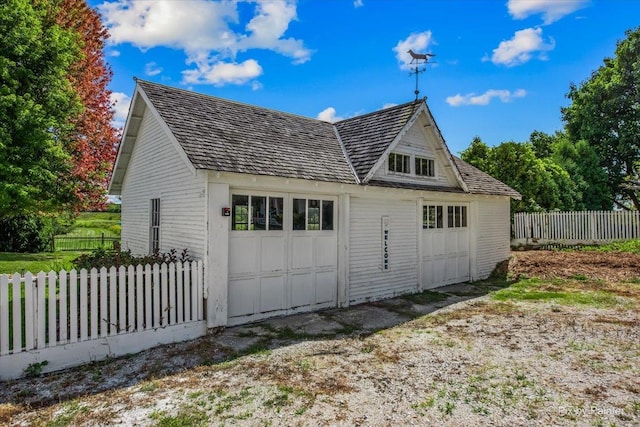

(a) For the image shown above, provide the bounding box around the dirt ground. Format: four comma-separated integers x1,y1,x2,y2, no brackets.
1,250,639,426
509,249,640,282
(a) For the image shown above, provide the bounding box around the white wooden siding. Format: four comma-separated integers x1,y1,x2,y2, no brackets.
120,109,206,259
475,198,511,278
372,118,458,188
349,196,418,303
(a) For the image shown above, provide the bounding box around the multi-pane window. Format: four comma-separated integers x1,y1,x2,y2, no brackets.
232,195,284,231
293,198,334,231
149,198,160,253
423,205,443,229
415,157,435,177
447,205,468,228
388,152,410,174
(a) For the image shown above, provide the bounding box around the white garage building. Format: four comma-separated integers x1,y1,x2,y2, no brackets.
109,80,520,327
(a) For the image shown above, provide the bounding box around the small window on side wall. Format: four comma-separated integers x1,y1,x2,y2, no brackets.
149,198,160,253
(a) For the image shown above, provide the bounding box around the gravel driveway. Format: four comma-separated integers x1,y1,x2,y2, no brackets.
1,251,639,426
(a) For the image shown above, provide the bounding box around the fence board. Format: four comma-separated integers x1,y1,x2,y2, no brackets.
12,274,21,352
70,270,78,343
0,275,8,354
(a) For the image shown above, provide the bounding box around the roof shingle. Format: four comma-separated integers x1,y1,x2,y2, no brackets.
132,80,520,198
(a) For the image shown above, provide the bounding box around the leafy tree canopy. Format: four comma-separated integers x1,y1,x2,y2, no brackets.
563,26,640,210
0,0,81,217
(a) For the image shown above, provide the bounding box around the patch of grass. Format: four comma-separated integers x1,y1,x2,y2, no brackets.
491,278,627,308
150,405,208,427
46,400,89,427
582,239,640,254
403,290,449,305
412,397,435,416
0,252,86,274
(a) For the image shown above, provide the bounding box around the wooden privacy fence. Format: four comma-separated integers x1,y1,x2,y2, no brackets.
513,211,640,245
0,260,206,380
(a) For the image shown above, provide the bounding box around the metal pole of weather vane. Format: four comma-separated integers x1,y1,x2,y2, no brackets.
407,49,435,101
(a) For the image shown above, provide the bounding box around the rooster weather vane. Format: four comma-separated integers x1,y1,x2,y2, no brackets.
407,49,435,101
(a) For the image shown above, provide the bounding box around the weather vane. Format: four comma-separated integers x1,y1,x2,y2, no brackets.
407,49,435,100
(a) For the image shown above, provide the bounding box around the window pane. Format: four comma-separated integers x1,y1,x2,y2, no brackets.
403,154,410,173
251,196,266,230
388,153,396,172
269,197,283,230
436,206,443,228
308,199,320,230
447,206,454,228
232,195,249,230
461,206,467,227
322,200,334,230
422,206,429,229
293,198,306,230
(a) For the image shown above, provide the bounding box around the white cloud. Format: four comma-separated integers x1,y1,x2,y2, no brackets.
446,89,526,106
99,0,311,86
145,61,163,76
382,103,397,109
107,49,121,57
507,0,588,24
393,31,435,70
182,59,263,86
110,92,131,128
354,0,364,7
317,107,344,123
486,27,555,66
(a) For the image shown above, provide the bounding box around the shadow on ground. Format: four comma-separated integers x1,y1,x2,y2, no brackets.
0,278,511,409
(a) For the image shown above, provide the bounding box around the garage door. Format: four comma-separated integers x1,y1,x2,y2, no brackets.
227,192,338,325
421,203,470,289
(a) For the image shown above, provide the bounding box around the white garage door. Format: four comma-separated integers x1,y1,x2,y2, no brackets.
421,203,470,289
227,192,338,325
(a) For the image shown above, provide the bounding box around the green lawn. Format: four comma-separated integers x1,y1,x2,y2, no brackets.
0,252,85,275
64,211,121,237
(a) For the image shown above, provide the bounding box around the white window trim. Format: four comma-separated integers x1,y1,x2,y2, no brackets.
149,198,161,254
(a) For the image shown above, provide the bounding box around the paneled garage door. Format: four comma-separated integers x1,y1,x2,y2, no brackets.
421,203,470,289
227,192,338,325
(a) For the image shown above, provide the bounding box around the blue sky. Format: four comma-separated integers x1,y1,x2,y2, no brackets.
90,0,639,156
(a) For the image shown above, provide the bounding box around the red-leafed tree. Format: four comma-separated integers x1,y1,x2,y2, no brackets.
57,0,119,211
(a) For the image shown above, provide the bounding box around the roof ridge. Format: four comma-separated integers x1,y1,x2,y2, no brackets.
135,78,333,126
335,98,423,124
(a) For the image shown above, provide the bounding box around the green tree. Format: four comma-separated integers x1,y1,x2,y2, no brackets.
0,0,81,218
460,136,490,171
563,26,640,210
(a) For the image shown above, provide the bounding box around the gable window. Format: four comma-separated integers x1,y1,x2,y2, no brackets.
423,205,443,229
232,194,283,231
388,152,410,174
415,157,435,177
149,198,160,253
447,205,468,228
293,198,334,231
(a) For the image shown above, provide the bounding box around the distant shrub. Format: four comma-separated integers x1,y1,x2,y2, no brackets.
105,203,121,213
73,248,193,270
0,215,54,253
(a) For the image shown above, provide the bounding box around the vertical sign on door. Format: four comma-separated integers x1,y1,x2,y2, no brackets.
382,216,390,271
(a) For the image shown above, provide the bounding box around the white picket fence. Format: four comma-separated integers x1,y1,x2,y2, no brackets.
0,260,206,380
513,210,640,245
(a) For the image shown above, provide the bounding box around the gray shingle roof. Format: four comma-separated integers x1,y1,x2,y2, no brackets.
453,156,521,199
133,80,520,198
138,80,357,184
334,100,421,181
